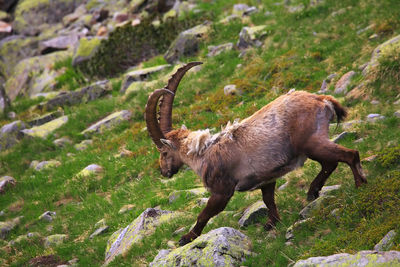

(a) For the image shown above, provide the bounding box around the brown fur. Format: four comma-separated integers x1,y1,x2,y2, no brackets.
154,91,367,246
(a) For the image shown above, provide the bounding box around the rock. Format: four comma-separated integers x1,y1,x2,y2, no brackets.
77,164,103,177
300,186,338,219
72,37,102,67
197,198,209,206
149,227,252,267
374,230,397,251
31,91,60,100
0,216,23,239
44,234,67,248
30,160,39,169
9,232,40,246
63,4,86,26
120,64,171,93
207,43,233,57
232,4,249,16
0,120,27,151
369,33,379,40
53,137,73,147
330,208,340,220
293,250,400,267
366,113,385,122
310,0,325,7
38,80,111,111
123,80,158,95
238,201,268,228
74,139,93,151
113,12,129,23
285,218,312,241
13,0,84,35
118,204,135,214
35,160,62,171
243,6,258,16
357,24,375,35
172,227,186,236
219,14,240,24
326,73,337,82
278,180,289,191
39,34,79,54
94,219,107,229
334,71,356,94
164,22,211,63
223,84,241,96
364,35,400,75
394,99,400,105
394,111,400,118
354,138,364,143
319,185,341,197
237,25,268,49
96,26,108,37
27,110,64,127
371,100,380,105
81,110,131,137
39,211,56,222
105,208,181,265
22,116,68,139
5,51,70,101
168,188,208,203
331,131,356,143
362,155,377,162
90,226,109,239
0,176,16,194
319,79,328,93
287,4,305,13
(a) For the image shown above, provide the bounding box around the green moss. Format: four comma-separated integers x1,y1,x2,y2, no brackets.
377,144,400,168
75,38,102,59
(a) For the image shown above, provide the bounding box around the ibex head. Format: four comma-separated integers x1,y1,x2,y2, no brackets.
145,62,202,178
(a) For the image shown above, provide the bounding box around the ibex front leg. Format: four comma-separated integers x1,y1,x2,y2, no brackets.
179,192,233,246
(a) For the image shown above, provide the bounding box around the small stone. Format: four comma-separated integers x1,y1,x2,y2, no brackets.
371,100,380,105
27,111,64,127
358,63,368,71
168,188,208,203
7,112,16,119
320,185,341,197
362,155,377,162
96,26,107,37
326,73,337,81
330,208,340,220
0,176,16,194
238,201,268,227
332,131,356,143
74,139,93,151
118,204,135,214
39,211,56,222
237,25,268,49
354,138,364,143
300,195,336,219
94,219,107,229
81,110,132,137
219,14,240,24
334,71,356,94
233,4,249,16
243,6,258,16
207,43,233,57
366,113,385,122
35,160,61,171
89,226,109,239
394,99,400,105
44,234,67,248
278,180,289,191
0,216,23,239
374,230,397,251
224,84,241,96
53,137,72,147
172,227,186,236
167,240,176,249
197,198,209,206
394,111,400,118
319,80,328,93
369,33,379,40
285,218,312,241
77,164,103,177
113,12,129,23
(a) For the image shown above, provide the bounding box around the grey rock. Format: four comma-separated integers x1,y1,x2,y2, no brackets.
74,139,93,151
394,99,400,105
197,198,209,206
77,164,103,177
53,137,73,147
35,160,61,171
223,84,241,96
332,131,356,143
40,34,79,54
326,73,337,82
22,116,68,139
371,100,380,105
44,234,67,248
27,110,64,127
357,24,375,35
237,25,268,49
233,4,249,16
118,204,135,214
7,112,16,119
374,230,397,251
278,180,289,191
94,219,107,229
294,250,400,267
168,188,207,203
0,216,23,239
120,65,170,93
238,201,268,227
319,185,341,197
81,110,132,137
243,6,258,16
286,218,312,240
38,80,111,111
354,138,364,143
39,211,56,222
319,79,328,93
105,208,181,265
207,43,233,57
72,36,102,67
219,14,240,24
287,4,305,13
172,227,186,236
300,187,337,219
334,71,356,94
394,111,400,118
150,227,252,267
164,22,211,63
0,120,27,151
90,226,109,239
366,113,385,122
0,176,16,194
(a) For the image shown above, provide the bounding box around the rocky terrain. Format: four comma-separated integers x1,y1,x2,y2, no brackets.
0,0,400,266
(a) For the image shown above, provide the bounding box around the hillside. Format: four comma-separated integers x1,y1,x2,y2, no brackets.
0,0,400,266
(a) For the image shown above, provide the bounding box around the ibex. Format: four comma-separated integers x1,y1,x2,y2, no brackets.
145,62,367,246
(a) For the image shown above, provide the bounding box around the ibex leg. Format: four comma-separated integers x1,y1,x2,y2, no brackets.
261,182,280,231
307,161,338,201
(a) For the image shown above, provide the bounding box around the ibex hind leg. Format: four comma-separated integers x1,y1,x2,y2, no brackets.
304,136,367,200
261,182,280,231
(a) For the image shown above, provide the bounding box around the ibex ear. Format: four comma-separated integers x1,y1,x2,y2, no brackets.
160,139,176,149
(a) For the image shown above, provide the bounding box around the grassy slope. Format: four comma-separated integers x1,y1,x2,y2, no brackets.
1,0,400,266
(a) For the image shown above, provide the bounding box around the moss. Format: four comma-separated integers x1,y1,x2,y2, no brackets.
22,115,68,138
377,144,400,168
74,37,102,59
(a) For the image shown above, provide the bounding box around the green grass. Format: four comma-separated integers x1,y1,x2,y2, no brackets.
1,0,400,266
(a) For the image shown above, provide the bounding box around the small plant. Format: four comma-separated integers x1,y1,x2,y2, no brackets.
54,57,87,91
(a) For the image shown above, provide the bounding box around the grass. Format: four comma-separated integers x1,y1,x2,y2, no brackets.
1,0,400,266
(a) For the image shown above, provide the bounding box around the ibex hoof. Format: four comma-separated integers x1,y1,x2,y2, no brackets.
178,236,192,246
264,223,274,231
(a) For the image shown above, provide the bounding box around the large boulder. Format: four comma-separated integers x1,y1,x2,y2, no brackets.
0,120,27,151
150,227,252,267
13,0,85,36
72,37,102,67
294,250,400,266
374,230,397,252
39,33,79,54
81,110,131,137
237,25,268,49
37,80,111,111
4,51,70,101
21,116,68,139
104,208,181,265
164,21,211,63
334,71,356,95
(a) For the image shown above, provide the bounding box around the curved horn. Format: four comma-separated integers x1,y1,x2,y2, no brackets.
159,61,203,134
145,89,175,149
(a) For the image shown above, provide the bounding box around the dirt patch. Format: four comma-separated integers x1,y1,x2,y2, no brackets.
28,255,67,267
54,196,76,207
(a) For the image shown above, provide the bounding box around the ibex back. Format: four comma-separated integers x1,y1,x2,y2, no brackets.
145,62,367,246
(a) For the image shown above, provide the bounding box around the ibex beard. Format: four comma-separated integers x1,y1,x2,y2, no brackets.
145,62,367,246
